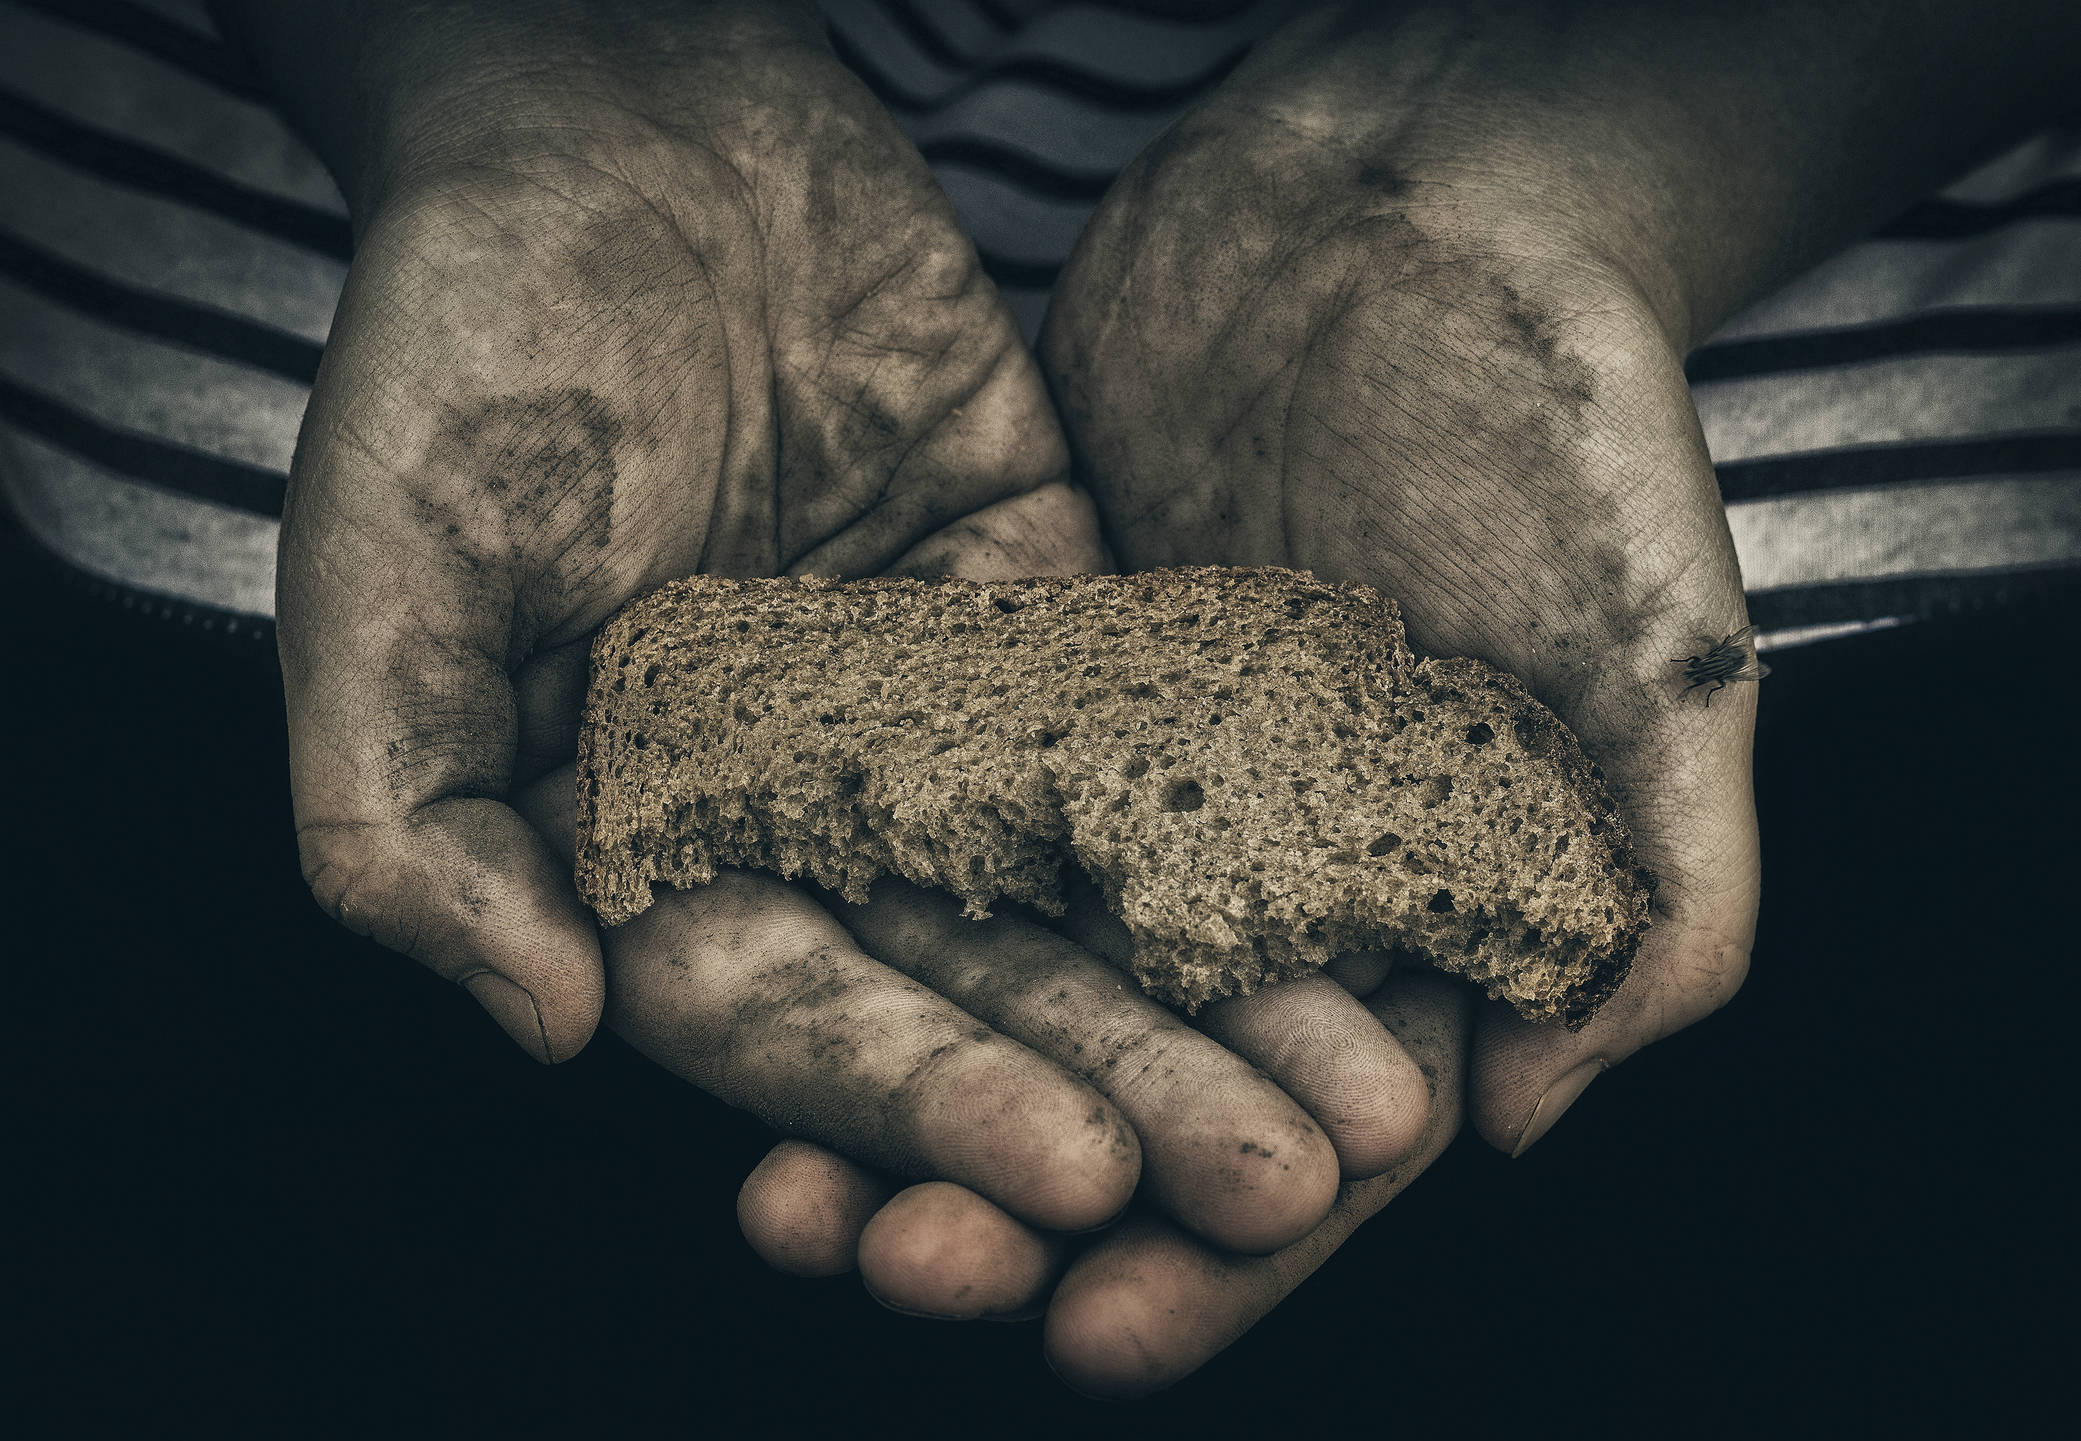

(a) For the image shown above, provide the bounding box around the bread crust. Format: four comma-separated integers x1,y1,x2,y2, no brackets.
575,567,1652,1026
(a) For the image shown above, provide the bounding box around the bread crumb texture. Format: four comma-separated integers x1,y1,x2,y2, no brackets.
575,568,1653,1026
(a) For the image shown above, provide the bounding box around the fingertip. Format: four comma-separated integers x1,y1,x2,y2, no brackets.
1469,1001,1607,1154
738,1141,887,1277
1198,975,1429,1183
300,793,606,1061
910,1044,1141,1233
1323,948,1394,998
460,970,560,1065
1325,1043,1433,1180
857,1182,1060,1319
1042,1229,1203,1399
1193,1122,1340,1256
1468,927,1753,1154
1006,1089,1142,1233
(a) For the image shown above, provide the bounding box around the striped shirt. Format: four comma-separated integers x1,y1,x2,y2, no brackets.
3,0,2076,655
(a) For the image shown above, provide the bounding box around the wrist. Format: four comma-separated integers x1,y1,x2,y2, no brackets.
1152,7,1689,344
1220,0,2081,352
211,0,826,215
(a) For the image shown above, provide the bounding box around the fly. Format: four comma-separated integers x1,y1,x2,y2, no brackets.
1672,624,1770,706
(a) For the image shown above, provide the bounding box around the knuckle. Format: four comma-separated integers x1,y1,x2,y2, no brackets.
296,820,423,959
297,823,377,932
1651,938,1752,1039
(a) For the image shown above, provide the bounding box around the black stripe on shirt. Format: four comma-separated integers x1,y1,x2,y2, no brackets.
864,0,983,71
917,135,1118,201
963,0,1021,29
1874,177,2081,239
0,228,325,385
0,511,277,642
0,89,352,260
0,375,287,516
828,25,1243,114
1746,565,2081,631
975,248,1060,291
1717,433,2081,502
6,0,267,103
1687,307,2081,383
862,0,1272,71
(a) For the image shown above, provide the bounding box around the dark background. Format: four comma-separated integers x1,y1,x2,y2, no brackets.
6,526,2073,1438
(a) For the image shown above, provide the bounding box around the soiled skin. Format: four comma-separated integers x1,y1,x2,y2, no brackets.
212,0,1433,1365
211,0,2081,1401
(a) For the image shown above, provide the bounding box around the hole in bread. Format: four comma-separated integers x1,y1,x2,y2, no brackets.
1427,888,1456,913
1417,776,1453,808
1162,779,1206,812
993,596,1023,613
1465,721,1495,746
1123,757,1150,781
642,664,661,687
1367,832,1402,857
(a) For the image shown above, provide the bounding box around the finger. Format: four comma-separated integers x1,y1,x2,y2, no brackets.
839,881,1340,1254
279,471,603,1061
1196,973,1430,1179
1043,971,1470,1400
1053,873,1430,1181
745,61,1079,586
516,771,1139,1232
884,479,1113,581
1322,948,1394,998
511,638,593,788
737,1140,888,1277
857,1182,1073,1320
1472,685,1760,1156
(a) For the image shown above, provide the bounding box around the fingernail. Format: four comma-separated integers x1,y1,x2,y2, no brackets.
462,971,553,1064
1511,1058,1607,1158
1062,1201,1131,1236
860,1279,960,1322
1043,1352,1131,1405
984,1304,1046,1324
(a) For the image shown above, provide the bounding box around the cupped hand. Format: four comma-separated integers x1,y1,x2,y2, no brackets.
735,15,1768,1387
513,772,1430,1255
1038,21,1762,1161
277,8,1435,1268
732,959,1468,1397
279,16,1088,1063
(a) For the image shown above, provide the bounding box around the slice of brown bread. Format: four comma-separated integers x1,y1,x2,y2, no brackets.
575,567,1653,1026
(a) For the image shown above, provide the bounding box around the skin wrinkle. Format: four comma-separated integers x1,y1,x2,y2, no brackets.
254,3,1579,1336
1029,24,1768,1211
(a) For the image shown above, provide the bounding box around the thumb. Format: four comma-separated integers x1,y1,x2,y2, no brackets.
1471,667,1760,1154
277,465,604,1063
